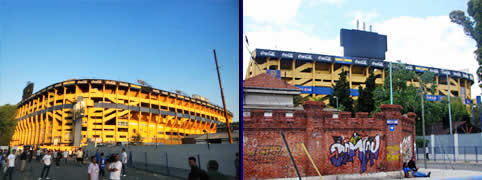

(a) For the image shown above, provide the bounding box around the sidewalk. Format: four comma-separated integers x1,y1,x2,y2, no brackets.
267,169,482,180
0,158,181,180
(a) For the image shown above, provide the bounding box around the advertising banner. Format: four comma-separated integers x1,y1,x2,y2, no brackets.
295,86,313,94
266,70,281,79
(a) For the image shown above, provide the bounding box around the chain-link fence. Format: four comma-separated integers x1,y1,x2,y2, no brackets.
86,144,239,179
416,146,482,162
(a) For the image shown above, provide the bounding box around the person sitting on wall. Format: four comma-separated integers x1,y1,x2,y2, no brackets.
403,162,430,178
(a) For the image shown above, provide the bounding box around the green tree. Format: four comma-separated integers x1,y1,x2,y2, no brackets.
0,104,17,145
293,95,310,106
373,62,418,114
450,0,482,87
356,71,377,113
130,133,143,145
439,97,471,130
329,70,354,113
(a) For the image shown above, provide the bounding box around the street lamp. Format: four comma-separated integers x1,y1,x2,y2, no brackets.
333,96,339,110
203,129,209,150
472,105,477,125
418,81,426,169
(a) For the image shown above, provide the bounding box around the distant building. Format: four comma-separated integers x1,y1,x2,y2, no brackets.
192,94,209,102
243,73,302,112
182,122,239,144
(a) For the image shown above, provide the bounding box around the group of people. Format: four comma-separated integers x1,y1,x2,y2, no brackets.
1,147,238,180
403,157,432,178
187,156,232,180
87,148,128,180
0,147,93,180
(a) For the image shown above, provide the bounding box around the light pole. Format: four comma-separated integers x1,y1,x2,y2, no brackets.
203,129,209,150
419,81,426,169
447,73,453,135
333,96,339,109
472,105,477,125
390,61,393,104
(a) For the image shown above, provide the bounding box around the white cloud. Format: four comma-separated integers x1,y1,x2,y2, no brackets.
243,9,479,98
307,0,344,7
243,29,342,79
345,10,379,29
373,16,479,96
243,0,302,24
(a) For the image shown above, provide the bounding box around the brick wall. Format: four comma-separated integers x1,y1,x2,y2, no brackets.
243,101,416,179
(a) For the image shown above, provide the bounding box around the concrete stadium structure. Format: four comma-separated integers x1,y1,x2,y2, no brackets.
10,79,232,150
245,48,475,105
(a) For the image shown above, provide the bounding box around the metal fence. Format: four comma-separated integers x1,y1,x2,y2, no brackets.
86,144,239,179
416,146,482,162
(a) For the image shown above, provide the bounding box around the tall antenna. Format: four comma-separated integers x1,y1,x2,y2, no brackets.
370,25,372,32
212,49,233,144
363,22,365,31
356,19,359,30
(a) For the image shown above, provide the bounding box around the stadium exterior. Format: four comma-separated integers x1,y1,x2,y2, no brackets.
10,79,232,150
246,48,474,105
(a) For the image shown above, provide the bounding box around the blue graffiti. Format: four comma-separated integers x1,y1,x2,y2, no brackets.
330,133,380,173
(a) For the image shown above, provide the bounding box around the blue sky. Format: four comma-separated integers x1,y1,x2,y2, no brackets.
0,0,239,122
243,0,479,96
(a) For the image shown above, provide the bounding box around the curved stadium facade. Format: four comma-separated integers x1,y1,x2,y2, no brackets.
10,79,232,149
246,48,474,105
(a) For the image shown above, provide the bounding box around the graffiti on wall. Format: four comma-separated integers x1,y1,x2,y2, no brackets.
246,145,283,163
386,145,400,161
402,135,412,162
329,132,380,173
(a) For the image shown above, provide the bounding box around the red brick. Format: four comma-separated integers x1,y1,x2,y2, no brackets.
243,102,416,179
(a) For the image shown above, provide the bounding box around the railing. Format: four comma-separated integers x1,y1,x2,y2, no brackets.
416,146,482,162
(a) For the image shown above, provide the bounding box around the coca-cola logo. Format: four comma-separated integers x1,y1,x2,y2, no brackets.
371,62,384,67
317,55,331,62
260,51,276,56
281,53,294,58
354,59,367,65
297,54,313,60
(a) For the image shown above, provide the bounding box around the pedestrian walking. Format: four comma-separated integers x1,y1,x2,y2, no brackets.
235,152,240,179
3,149,16,180
27,149,33,163
120,149,127,177
0,150,6,174
108,154,122,180
77,148,83,166
88,156,99,180
36,149,41,162
95,150,101,163
98,153,106,179
63,150,69,165
206,160,227,180
19,149,27,172
38,150,52,180
53,150,58,167
188,156,208,180
425,146,430,160
55,151,61,167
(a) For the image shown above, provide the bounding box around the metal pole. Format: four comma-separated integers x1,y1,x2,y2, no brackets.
472,106,475,125
447,73,452,135
390,61,393,104
212,49,233,144
280,130,301,180
479,103,482,131
420,83,427,169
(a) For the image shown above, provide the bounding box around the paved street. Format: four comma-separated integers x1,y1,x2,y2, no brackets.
0,158,181,180
416,160,482,172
